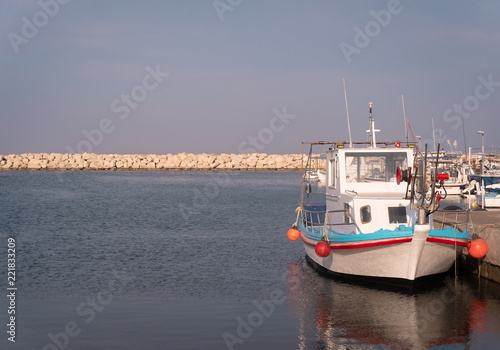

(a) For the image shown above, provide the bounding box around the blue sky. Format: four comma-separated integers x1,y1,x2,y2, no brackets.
1,0,499,155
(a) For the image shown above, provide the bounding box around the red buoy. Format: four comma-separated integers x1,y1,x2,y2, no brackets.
315,241,331,258
287,228,300,241
467,239,488,258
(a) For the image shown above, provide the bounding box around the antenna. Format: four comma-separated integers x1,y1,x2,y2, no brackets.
401,95,408,144
343,78,353,148
369,102,374,147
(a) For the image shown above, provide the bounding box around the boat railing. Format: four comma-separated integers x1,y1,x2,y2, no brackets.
300,208,362,234
432,208,470,232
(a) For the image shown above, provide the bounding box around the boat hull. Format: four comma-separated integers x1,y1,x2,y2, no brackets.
476,194,500,208
300,225,467,282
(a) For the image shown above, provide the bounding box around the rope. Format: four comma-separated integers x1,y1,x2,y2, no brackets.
406,118,419,153
292,206,302,228
322,211,330,242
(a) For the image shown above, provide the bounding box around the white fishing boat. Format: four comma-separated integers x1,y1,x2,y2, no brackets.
287,103,483,287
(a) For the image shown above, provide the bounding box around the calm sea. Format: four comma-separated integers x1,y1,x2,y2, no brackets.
1,171,500,350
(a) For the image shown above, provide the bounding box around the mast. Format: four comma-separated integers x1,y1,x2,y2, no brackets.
343,78,353,148
401,95,408,145
432,118,436,152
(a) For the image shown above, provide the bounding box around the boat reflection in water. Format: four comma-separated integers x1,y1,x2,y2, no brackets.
284,260,494,350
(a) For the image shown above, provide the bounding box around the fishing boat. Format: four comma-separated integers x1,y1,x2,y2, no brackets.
287,103,486,287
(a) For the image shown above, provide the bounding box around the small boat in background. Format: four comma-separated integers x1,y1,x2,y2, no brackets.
469,175,500,208
316,169,326,184
476,191,500,208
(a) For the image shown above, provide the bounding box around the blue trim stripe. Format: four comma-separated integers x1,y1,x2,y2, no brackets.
299,223,414,243
428,228,470,240
299,223,470,243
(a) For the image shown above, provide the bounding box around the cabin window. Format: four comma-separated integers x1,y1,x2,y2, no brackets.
360,205,371,224
328,159,336,188
345,152,408,183
388,207,407,223
343,203,351,223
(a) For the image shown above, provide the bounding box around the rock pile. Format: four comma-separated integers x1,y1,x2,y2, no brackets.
0,153,307,171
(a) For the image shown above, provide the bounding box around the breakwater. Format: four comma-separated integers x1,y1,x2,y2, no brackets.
0,153,312,171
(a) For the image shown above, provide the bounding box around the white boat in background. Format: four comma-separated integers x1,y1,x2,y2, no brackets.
287,103,477,287
435,162,473,196
469,175,500,208
316,169,326,184
304,155,327,185
476,191,500,208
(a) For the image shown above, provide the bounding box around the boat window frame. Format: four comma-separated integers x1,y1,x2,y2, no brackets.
388,206,407,224
344,151,408,183
343,203,351,224
360,205,372,224
328,158,336,188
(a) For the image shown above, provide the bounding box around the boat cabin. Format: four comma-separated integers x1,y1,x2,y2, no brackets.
324,146,417,235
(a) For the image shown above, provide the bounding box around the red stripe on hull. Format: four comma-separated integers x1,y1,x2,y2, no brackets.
331,237,413,249
426,237,468,246
300,233,413,250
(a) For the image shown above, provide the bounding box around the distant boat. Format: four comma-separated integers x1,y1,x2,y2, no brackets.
476,191,500,208
287,103,478,287
436,162,473,196
316,169,326,184
469,175,500,208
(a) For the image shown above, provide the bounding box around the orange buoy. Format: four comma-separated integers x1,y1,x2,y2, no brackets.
467,238,488,258
315,241,331,258
287,227,300,241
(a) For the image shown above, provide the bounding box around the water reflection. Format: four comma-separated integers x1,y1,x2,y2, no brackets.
284,260,496,349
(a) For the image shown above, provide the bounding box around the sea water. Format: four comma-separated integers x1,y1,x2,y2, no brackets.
1,171,500,349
